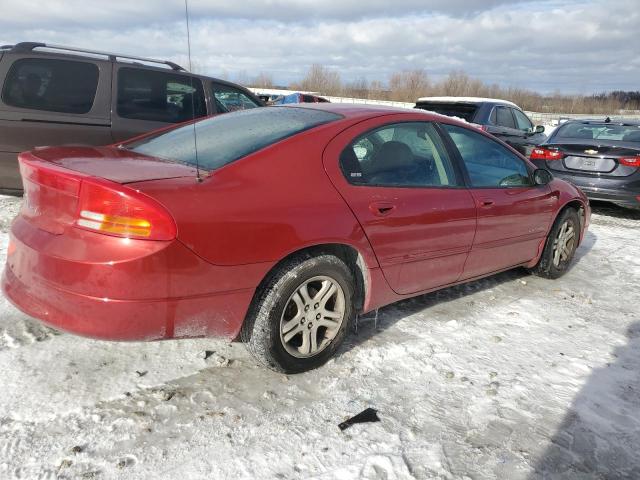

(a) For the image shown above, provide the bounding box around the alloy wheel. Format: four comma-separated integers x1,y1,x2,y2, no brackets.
279,275,346,358
552,220,576,267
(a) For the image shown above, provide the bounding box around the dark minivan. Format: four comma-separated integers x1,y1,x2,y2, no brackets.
415,96,546,157
0,42,263,194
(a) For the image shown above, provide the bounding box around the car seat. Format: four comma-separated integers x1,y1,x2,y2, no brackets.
367,141,422,185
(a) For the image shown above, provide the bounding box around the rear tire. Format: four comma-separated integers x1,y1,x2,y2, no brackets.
241,254,355,373
530,208,580,279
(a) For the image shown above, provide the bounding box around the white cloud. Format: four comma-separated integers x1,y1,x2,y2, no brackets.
0,0,637,93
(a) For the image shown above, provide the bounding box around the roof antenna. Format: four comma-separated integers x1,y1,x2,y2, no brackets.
184,0,202,182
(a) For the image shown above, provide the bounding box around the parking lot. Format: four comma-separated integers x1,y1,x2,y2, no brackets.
0,193,638,479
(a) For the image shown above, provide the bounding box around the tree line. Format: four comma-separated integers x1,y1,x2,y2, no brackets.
249,65,640,114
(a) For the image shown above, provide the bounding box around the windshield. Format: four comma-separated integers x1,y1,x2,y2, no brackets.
126,107,342,170
414,102,477,122
555,123,640,143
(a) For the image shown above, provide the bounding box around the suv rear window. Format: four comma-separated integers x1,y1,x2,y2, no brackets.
2,58,99,114
127,107,342,170
117,67,206,123
414,102,477,122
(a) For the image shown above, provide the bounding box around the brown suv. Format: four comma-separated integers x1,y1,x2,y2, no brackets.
0,42,264,194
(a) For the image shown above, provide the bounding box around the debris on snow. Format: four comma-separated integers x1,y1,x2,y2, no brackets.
338,408,381,431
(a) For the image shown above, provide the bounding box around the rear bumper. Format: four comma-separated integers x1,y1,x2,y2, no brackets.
2,265,254,341
533,163,640,207
2,217,266,341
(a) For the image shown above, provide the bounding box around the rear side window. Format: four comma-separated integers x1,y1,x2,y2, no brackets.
339,122,459,188
495,107,516,129
415,102,477,122
443,124,531,188
2,58,98,114
212,83,260,113
117,68,206,123
127,107,341,170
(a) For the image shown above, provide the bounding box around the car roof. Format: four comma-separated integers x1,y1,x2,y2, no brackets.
280,102,425,119
416,96,519,108
2,41,249,91
277,103,475,130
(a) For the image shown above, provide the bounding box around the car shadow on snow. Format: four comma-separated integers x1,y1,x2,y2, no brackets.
527,321,640,479
589,200,640,221
340,230,596,356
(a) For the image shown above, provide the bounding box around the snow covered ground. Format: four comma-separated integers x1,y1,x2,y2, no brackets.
1,194,639,480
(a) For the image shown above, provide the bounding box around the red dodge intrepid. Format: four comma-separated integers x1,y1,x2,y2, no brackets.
2,105,590,372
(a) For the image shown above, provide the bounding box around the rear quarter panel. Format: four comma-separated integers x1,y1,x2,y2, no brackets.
130,123,380,271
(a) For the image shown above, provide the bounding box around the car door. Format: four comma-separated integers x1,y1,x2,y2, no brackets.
486,106,528,154
512,108,544,157
0,55,112,191
110,65,208,142
440,123,557,280
323,116,477,295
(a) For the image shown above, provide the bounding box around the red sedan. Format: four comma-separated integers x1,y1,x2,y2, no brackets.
2,105,590,373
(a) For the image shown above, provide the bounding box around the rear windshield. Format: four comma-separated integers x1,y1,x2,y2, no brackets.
554,123,640,143
127,107,341,170
415,102,478,122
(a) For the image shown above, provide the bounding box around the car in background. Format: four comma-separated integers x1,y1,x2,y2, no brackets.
269,92,330,105
3,104,589,373
0,42,263,194
530,119,640,210
415,97,546,157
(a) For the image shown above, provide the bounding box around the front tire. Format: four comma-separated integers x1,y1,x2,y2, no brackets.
531,208,580,279
242,254,355,373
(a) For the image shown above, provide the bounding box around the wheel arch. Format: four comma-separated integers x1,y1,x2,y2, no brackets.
238,242,371,341
557,198,587,240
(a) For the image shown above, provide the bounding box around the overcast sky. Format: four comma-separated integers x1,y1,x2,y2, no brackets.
1,0,638,94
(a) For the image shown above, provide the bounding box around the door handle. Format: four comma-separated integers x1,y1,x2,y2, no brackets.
369,201,396,216
479,199,495,208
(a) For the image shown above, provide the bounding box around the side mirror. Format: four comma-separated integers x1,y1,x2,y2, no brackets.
533,168,553,186
535,125,545,134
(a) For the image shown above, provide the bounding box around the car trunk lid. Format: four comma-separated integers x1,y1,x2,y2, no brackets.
546,143,640,176
18,146,189,236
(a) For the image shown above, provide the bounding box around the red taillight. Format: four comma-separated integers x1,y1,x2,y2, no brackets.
619,156,640,168
530,147,564,161
75,180,176,241
19,152,176,241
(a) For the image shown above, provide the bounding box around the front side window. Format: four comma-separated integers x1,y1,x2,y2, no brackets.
2,58,98,114
495,106,516,129
442,124,532,188
513,109,533,131
212,83,260,113
117,68,206,123
339,122,459,187
127,107,340,171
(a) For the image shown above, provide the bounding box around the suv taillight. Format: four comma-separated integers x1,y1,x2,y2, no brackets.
75,179,176,240
530,147,564,161
619,156,640,168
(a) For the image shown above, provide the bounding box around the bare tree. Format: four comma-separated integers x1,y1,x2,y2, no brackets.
388,69,430,102
343,77,369,99
252,72,274,88
290,64,342,96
